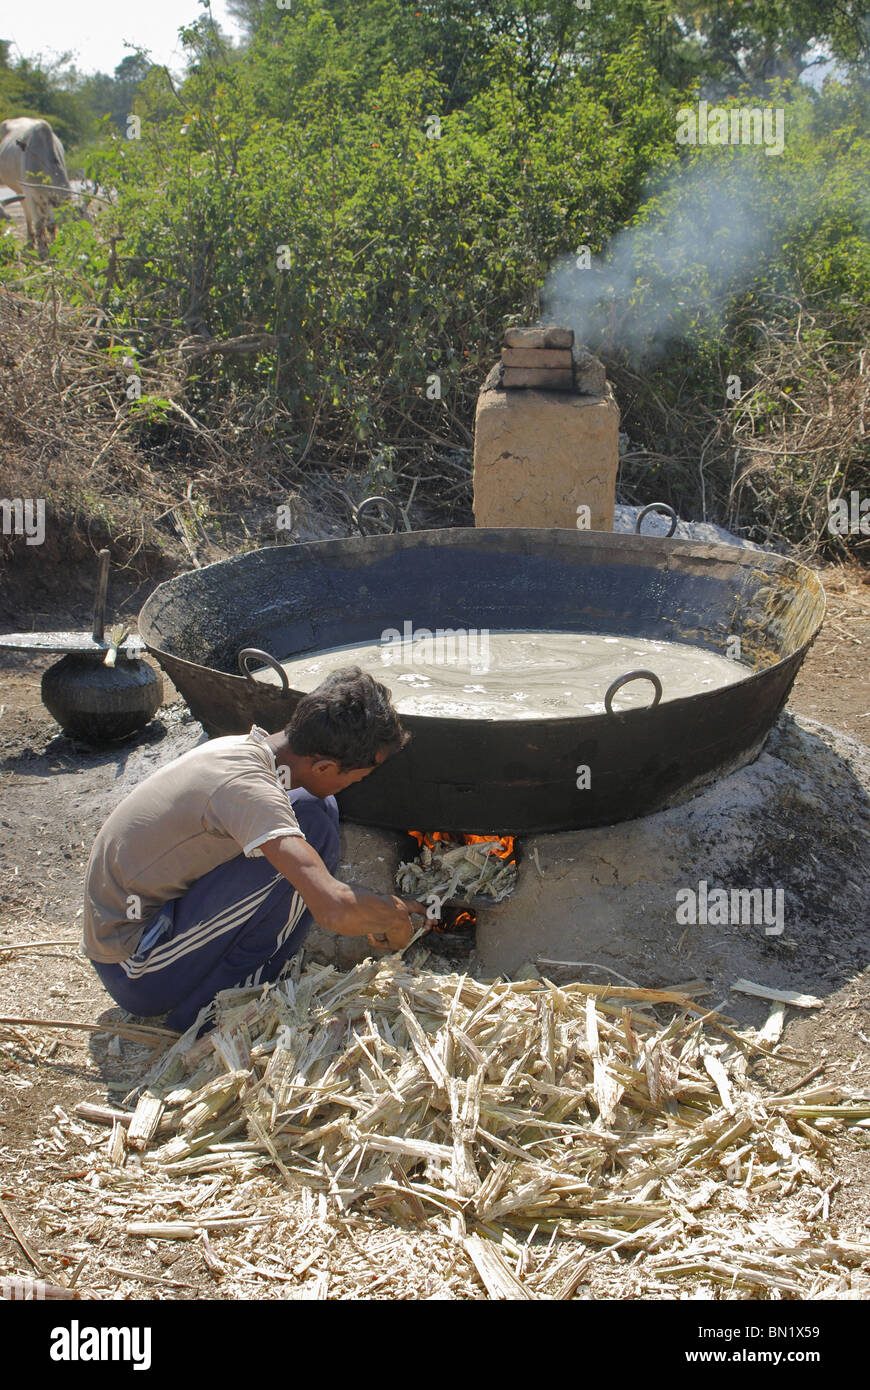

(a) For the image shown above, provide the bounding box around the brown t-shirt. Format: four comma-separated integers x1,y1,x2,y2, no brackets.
83,726,304,963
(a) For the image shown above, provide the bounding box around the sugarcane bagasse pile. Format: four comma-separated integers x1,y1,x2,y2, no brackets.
73,952,870,1299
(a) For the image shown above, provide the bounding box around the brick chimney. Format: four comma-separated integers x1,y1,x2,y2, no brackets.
472,326,620,531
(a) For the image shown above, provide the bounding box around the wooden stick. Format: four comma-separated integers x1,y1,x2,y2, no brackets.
772,1062,826,1098
0,939,79,953
0,1015,177,1043
91,548,110,643
0,1199,47,1276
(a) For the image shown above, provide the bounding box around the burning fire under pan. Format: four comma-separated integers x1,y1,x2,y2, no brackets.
137,524,825,834
395,830,520,957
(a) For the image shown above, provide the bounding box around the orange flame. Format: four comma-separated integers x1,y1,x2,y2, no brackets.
409,830,516,862
432,906,477,934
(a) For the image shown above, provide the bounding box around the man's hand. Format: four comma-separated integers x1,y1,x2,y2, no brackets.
261,834,429,941
368,896,428,953
367,922,412,952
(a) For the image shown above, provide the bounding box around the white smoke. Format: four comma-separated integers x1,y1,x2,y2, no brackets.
541,158,777,363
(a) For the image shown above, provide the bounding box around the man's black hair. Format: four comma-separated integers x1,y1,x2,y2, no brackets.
285,666,410,771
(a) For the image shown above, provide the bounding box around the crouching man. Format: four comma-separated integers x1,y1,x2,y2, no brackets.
83,666,427,1032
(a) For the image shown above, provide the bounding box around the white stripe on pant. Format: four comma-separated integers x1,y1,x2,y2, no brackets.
239,890,306,987
121,874,284,980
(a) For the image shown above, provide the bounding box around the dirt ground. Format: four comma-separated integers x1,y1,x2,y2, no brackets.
0,555,868,1300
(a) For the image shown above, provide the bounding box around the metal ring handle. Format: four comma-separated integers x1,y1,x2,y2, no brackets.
635,503,678,538
604,669,663,715
353,496,400,535
237,647,289,693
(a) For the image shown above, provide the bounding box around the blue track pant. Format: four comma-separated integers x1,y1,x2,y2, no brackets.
92,789,340,1032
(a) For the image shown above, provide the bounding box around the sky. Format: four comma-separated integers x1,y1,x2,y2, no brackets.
2,0,245,78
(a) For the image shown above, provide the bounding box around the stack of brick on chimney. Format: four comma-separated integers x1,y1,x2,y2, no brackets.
473,325,619,529
502,325,574,390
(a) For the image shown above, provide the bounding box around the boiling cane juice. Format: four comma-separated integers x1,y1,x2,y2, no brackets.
254,630,749,719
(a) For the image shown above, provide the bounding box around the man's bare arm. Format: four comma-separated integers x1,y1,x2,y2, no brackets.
260,834,426,942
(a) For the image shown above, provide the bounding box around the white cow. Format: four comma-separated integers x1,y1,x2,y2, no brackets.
0,117,73,258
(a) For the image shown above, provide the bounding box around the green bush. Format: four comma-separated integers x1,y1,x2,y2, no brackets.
59,31,674,465
3,4,868,554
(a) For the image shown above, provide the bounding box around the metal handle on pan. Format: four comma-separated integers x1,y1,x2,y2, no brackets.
604,669,663,715
635,502,678,538
237,647,289,693
353,495,400,535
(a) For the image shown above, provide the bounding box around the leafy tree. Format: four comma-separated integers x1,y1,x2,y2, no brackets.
3,0,868,550
0,46,91,143
78,54,153,134
671,0,870,88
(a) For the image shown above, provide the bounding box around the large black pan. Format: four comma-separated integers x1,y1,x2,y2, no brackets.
138,524,824,833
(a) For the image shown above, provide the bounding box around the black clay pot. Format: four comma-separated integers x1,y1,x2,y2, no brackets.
41,655,163,742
